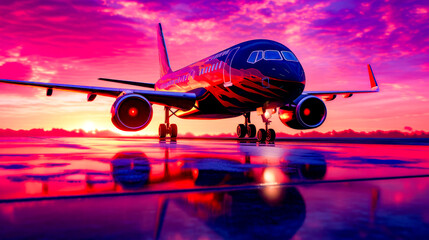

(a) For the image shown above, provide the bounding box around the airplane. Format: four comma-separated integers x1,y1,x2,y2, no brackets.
0,23,379,142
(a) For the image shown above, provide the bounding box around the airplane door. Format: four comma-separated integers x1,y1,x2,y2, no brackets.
223,47,240,87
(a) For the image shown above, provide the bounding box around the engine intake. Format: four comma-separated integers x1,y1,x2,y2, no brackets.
279,95,327,129
111,94,153,131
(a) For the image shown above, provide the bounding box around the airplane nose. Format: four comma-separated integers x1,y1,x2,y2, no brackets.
287,61,305,83
269,62,305,84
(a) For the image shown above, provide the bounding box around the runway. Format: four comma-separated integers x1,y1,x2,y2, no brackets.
0,137,428,239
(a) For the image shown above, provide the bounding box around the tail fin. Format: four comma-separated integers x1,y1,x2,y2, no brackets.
157,23,172,77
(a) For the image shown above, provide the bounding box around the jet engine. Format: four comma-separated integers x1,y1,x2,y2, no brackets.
278,95,327,129
111,94,153,131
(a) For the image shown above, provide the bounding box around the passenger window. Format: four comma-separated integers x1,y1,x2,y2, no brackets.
247,51,258,63
264,50,282,60
281,51,298,61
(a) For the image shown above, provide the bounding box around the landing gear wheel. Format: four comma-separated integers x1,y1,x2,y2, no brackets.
159,124,167,138
237,124,247,138
266,129,276,142
169,124,178,138
247,124,256,138
257,129,267,142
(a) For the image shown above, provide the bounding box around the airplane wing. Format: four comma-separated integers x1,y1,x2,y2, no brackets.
0,79,196,110
302,64,379,101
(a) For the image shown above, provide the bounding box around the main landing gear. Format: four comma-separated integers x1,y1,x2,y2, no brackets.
236,112,257,138
159,106,178,138
236,111,276,142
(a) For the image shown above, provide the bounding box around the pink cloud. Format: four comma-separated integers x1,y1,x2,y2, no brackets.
0,62,38,95
404,126,413,131
0,0,149,59
0,62,32,80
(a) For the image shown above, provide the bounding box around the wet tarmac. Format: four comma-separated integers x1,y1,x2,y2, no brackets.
0,137,428,239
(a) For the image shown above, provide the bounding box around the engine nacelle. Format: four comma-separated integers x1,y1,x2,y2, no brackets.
111,94,153,131
279,95,327,129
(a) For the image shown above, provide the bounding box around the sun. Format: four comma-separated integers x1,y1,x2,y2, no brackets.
82,121,96,133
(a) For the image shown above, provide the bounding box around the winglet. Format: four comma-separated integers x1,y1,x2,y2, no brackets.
367,64,379,91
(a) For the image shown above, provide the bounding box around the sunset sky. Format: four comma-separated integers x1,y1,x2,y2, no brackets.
0,0,428,136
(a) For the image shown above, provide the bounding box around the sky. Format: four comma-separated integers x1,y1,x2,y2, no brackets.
0,0,428,136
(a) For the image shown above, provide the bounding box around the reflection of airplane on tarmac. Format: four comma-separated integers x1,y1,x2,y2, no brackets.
0,23,379,142
110,148,325,239
110,148,328,189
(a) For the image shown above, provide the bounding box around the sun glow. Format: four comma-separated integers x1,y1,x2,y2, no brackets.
82,121,96,133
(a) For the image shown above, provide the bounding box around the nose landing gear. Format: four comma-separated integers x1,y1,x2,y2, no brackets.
159,106,178,139
258,108,276,142
257,122,276,142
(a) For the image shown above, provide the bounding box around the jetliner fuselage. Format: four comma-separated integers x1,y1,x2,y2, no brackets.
156,40,305,119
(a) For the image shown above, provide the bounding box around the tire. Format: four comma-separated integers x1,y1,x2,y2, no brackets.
169,124,178,138
247,124,256,138
237,124,247,138
267,129,276,142
159,124,167,138
257,129,267,142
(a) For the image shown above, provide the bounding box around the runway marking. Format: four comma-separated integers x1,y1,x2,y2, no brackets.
1,174,428,204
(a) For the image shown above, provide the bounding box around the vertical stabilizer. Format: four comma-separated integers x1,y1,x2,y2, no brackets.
157,23,172,77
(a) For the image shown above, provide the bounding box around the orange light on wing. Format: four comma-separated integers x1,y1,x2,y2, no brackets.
279,113,291,121
128,107,138,117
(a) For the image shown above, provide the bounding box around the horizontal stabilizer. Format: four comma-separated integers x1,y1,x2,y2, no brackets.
98,78,155,88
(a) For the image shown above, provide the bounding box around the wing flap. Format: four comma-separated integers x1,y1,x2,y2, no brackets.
0,79,196,110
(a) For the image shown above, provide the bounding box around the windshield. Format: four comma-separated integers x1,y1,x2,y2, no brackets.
264,50,283,60
247,50,264,63
281,51,298,61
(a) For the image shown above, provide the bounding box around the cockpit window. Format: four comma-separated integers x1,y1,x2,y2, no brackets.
281,51,298,61
264,50,283,60
247,51,258,63
248,50,298,63
255,51,263,62
247,51,263,64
